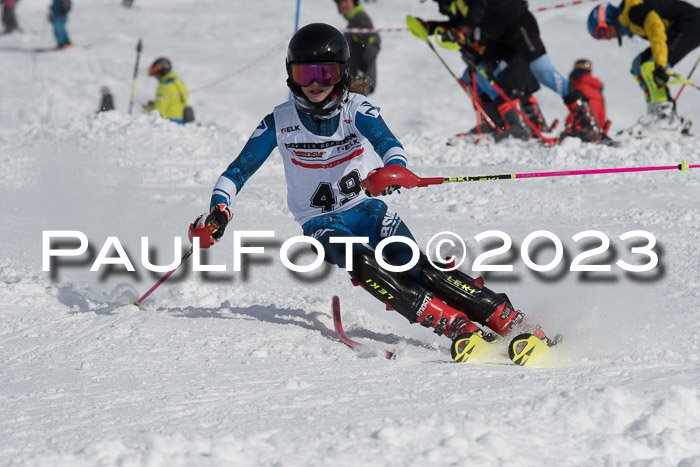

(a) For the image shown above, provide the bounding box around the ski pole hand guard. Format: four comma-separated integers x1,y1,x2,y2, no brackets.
434,27,468,51
363,168,401,196
361,166,441,197
406,15,429,41
189,204,233,247
188,222,217,248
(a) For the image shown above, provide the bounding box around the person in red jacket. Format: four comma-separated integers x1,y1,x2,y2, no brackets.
563,59,612,142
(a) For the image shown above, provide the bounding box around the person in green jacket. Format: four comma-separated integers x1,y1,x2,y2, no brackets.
143,57,192,124
335,0,381,94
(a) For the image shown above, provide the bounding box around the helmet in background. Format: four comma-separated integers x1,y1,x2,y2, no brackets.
148,57,172,77
587,4,620,40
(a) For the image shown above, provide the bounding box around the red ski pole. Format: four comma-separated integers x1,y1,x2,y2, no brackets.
131,249,192,308
131,223,217,308
426,39,500,132
472,71,482,140
406,16,500,133
362,162,697,195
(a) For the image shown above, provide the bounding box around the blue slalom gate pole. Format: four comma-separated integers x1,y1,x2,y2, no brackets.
294,0,301,31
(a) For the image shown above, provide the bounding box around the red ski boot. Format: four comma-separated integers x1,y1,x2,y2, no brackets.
415,296,495,362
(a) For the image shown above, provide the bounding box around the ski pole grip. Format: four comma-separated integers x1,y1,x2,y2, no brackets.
187,223,217,249
361,165,443,196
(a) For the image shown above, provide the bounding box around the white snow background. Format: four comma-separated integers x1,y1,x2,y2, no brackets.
1,0,700,465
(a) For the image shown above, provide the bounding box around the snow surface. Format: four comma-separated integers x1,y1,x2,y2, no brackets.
1,0,700,465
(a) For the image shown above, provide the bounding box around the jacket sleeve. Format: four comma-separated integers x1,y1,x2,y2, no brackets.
461,0,489,31
354,103,407,167
210,113,278,209
629,5,668,66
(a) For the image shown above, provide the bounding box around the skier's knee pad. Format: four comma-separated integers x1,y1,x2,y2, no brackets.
419,263,513,329
349,252,428,323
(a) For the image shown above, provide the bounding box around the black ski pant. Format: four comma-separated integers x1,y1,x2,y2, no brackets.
2,5,18,33
485,10,547,65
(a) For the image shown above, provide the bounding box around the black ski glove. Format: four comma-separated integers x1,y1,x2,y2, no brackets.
653,65,669,87
441,26,470,46
205,204,233,240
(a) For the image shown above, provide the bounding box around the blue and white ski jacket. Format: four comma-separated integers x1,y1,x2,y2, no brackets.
210,93,408,225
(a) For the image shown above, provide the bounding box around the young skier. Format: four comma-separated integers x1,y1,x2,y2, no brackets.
334,0,381,94
49,0,71,49
143,57,194,124
410,0,603,142
588,0,699,134
193,23,556,362
562,59,612,142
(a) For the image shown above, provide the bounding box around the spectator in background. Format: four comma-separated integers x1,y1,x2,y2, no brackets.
563,59,615,143
143,57,194,124
49,0,71,49
2,0,20,34
97,86,115,113
334,0,381,94
567,59,608,132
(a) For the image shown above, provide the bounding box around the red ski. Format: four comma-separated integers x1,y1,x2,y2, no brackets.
332,296,394,359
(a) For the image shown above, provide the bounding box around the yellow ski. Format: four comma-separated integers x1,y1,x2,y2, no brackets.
508,333,560,366
450,331,495,363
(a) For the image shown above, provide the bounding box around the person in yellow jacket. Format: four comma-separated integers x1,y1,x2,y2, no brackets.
588,0,700,130
143,57,194,124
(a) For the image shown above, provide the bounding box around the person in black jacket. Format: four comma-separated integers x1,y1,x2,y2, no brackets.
335,0,381,94
412,0,603,142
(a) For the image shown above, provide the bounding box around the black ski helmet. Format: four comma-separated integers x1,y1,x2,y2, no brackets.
286,23,350,118
148,57,172,77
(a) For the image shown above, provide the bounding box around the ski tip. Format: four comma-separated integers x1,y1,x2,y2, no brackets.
508,333,553,367
450,331,494,363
